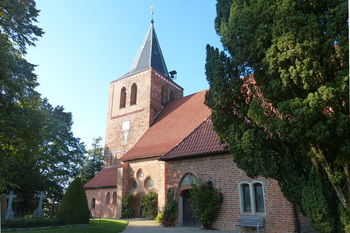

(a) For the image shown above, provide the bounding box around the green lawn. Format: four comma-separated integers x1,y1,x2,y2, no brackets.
5,219,128,233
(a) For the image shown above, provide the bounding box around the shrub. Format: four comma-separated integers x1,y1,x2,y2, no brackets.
162,193,177,227
56,178,90,224
190,179,221,228
122,193,133,218
156,212,163,225
140,192,158,219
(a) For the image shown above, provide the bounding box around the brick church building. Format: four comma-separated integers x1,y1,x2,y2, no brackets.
84,20,314,232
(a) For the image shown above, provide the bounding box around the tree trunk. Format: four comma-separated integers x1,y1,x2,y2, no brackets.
311,146,349,215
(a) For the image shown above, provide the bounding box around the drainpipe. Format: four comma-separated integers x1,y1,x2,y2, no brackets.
294,203,301,233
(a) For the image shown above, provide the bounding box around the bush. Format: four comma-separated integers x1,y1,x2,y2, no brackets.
190,179,221,227
2,217,64,229
122,193,133,218
56,178,90,224
161,193,177,227
140,192,158,219
156,212,163,225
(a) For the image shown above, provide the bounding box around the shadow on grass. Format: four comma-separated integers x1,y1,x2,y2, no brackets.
5,219,128,233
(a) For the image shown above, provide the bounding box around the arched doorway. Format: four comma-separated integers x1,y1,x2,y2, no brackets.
182,190,200,227
178,173,200,227
132,193,144,218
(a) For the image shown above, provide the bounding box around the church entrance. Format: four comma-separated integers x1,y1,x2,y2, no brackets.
132,193,143,218
182,190,200,227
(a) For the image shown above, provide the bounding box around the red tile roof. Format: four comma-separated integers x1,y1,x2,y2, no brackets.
160,117,228,160
120,90,211,161
84,166,119,188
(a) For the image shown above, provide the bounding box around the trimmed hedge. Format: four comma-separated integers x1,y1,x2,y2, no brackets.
56,178,90,224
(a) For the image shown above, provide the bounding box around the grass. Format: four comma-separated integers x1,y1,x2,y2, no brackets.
4,219,128,233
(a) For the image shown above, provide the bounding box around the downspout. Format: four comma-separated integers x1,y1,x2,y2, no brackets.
294,203,301,233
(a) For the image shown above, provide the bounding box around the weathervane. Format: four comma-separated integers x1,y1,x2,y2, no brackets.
150,3,154,22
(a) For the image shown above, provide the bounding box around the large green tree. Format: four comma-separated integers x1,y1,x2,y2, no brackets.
0,0,86,208
80,137,104,184
1,99,86,208
205,0,349,231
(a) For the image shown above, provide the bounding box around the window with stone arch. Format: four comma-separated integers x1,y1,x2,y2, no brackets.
112,191,117,205
106,192,110,205
239,181,265,214
130,83,137,105
169,90,175,101
137,169,145,180
91,198,96,209
120,87,126,108
180,173,196,187
145,176,154,190
161,86,167,105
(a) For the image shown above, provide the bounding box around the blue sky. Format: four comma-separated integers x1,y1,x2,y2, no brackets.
26,1,223,149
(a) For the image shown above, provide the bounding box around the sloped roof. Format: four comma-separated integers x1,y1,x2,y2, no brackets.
119,20,169,80
84,166,119,189
160,117,228,160
120,90,211,161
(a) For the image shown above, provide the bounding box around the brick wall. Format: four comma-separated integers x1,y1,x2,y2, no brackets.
166,153,314,232
121,157,166,216
85,187,117,218
104,69,182,167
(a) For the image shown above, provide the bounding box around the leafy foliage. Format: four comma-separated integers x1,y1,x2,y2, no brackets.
0,0,44,192
0,0,86,208
189,180,220,226
80,137,104,184
56,178,90,224
1,100,86,208
206,0,349,231
122,193,133,219
161,192,178,227
140,192,158,219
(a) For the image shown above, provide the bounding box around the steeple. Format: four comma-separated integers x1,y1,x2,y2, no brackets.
121,20,170,79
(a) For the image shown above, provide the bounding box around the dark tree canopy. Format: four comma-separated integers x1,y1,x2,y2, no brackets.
206,0,349,231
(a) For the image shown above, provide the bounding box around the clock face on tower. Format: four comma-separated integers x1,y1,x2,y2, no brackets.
154,49,159,55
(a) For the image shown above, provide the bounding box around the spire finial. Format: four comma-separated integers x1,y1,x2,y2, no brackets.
150,3,154,23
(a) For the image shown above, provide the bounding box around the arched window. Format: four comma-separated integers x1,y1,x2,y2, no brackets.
120,87,126,108
180,173,196,187
112,191,117,205
161,86,167,105
254,183,265,212
130,83,137,105
106,192,110,205
91,198,96,209
239,182,265,214
170,91,175,101
242,184,251,212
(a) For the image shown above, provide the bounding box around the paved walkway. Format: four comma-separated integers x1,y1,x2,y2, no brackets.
122,219,234,233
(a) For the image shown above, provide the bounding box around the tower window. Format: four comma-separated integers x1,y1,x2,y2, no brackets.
161,86,167,105
170,90,175,101
120,87,126,108
130,83,137,105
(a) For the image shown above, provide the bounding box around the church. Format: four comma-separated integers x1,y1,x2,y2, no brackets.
84,20,314,232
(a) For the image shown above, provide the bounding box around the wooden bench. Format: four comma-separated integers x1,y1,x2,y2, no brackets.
234,216,264,233
90,211,101,224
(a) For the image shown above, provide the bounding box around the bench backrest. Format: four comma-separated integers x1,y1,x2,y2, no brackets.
240,216,264,227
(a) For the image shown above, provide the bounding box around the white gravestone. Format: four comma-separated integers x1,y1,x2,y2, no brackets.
5,191,17,219
33,191,46,218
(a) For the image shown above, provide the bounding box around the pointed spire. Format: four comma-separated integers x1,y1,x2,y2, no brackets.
120,20,170,79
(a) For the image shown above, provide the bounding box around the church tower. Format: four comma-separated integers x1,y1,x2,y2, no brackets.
104,20,183,167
